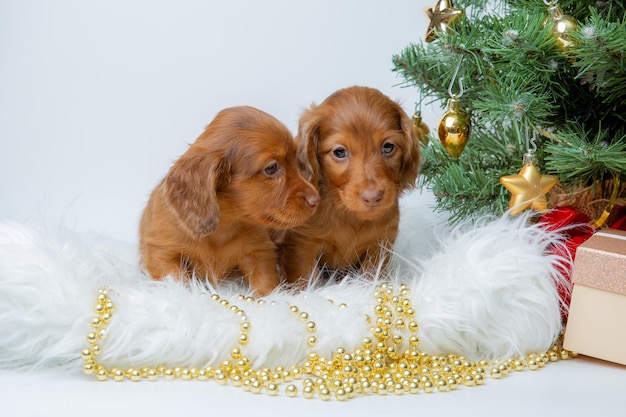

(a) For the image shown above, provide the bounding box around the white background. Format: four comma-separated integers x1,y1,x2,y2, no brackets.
0,0,438,244
1,1,625,416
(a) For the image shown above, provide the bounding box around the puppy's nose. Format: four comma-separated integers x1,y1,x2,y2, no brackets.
361,189,383,207
298,189,321,208
305,192,321,208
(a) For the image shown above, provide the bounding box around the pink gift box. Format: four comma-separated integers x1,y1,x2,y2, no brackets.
563,229,626,365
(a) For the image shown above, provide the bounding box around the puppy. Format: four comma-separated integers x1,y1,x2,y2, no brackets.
139,106,320,296
279,86,420,285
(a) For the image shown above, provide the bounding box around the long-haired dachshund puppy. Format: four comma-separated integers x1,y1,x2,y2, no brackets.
139,106,320,296
279,86,420,285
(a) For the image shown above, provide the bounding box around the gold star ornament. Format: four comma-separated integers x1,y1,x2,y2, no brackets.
500,154,559,215
424,0,464,42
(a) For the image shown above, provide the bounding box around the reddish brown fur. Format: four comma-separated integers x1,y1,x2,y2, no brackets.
139,106,320,296
279,86,420,284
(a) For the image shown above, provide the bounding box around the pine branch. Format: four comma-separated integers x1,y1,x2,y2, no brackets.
544,124,626,186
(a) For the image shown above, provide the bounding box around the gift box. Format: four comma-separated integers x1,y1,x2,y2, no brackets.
563,229,626,365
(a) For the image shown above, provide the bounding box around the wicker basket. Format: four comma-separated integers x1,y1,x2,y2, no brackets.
548,178,626,229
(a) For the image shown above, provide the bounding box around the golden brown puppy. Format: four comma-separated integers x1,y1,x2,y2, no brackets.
140,106,320,296
279,86,420,285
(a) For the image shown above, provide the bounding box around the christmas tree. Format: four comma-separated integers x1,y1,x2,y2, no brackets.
393,0,626,226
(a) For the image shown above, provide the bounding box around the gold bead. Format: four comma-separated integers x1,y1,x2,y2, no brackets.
335,388,348,401
240,321,251,333
147,368,158,381
319,387,332,401
302,385,315,399
128,368,142,382
215,372,227,385
111,368,125,382
306,321,316,332
447,378,458,390
490,367,502,379
231,347,242,359
238,334,249,345
285,384,298,397
362,337,373,348
437,379,448,392
498,363,509,375
266,383,279,396
86,332,99,344
83,363,95,375
231,374,243,387
250,380,262,394
180,368,192,380
95,367,108,381
408,335,420,347
463,375,475,386
474,373,485,385
307,336,317,347
81,348,93,360
299,312,309,321
291,367,302,380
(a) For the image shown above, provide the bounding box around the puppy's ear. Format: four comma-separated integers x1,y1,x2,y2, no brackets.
296,106,321,186
397,104,421,190
163,151,227,239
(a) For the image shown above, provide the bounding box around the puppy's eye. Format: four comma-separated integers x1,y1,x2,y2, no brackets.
382,142,396,155
332,147,348,160
264,162,280,177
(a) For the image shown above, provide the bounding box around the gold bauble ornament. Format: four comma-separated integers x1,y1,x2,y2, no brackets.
424,0,463,42
500,153,559,215
412,110,430,145
543,0,578,48
437,97,471,159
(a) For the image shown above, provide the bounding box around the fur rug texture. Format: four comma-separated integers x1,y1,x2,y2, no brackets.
0,191,570,372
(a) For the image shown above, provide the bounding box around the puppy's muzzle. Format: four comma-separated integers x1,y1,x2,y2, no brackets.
360,189,384,207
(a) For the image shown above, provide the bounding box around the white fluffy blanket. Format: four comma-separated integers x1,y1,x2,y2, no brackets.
0,192,569,371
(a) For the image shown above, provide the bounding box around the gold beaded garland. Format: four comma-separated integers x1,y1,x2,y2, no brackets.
81,285,575,400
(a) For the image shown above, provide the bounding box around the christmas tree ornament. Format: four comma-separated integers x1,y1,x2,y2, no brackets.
412,109,430,145
543,0,578,48
437,57,471,159
500,152,559,215
438,99,471,159
424,0,463,42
